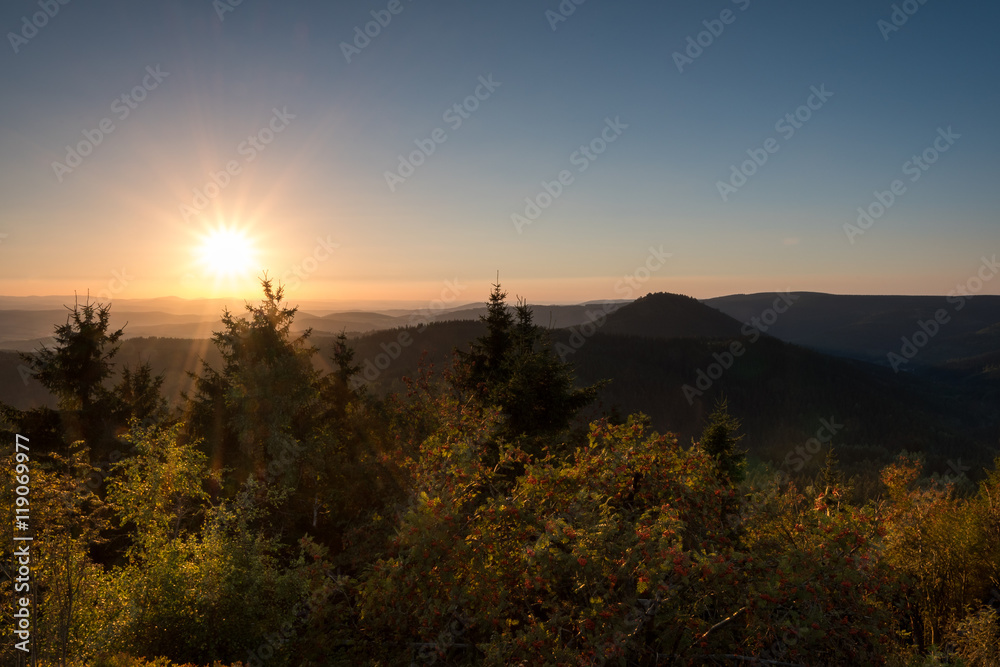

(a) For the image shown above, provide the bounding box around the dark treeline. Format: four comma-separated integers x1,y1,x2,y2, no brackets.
2,278,999,666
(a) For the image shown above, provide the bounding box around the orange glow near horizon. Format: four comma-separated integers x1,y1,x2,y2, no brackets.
0,271,993,307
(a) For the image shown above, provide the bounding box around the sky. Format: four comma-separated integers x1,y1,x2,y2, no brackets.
0,0,997,308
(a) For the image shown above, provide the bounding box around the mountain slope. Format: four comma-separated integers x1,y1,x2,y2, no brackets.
334,320,998,479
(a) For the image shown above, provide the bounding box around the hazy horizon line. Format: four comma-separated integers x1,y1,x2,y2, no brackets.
1,288,998,314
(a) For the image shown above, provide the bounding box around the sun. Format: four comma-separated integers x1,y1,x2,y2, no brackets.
195,225,258,279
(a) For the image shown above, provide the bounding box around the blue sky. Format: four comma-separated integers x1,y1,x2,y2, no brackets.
0,0,997,306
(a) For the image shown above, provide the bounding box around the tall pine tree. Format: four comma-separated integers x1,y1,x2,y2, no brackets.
3,295,126,455
453,281,598,453
185,275,320,484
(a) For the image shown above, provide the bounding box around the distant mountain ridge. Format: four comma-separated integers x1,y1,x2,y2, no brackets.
3,291,999,375
0,302,625,349
704,292,1000,373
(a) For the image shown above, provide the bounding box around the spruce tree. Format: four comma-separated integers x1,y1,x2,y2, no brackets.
459,281,515,396
817,444,844,492
454,281,598,451
5,295,126,453
22,295,124,414
331,330,361,387
699,397,746,485
113,361,168,426
186,275,320,483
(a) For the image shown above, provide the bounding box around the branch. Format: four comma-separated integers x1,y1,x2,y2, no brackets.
694,606,747,644
777,522,799,549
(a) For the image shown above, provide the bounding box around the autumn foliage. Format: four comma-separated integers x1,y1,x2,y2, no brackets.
2,280,999,666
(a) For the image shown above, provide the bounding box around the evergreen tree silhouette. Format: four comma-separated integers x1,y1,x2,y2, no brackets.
699,396,746,485
454,280,598,455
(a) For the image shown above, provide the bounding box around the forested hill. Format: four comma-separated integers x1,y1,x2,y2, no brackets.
597,292,745,339
338,322,998,482
2,292,997,482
